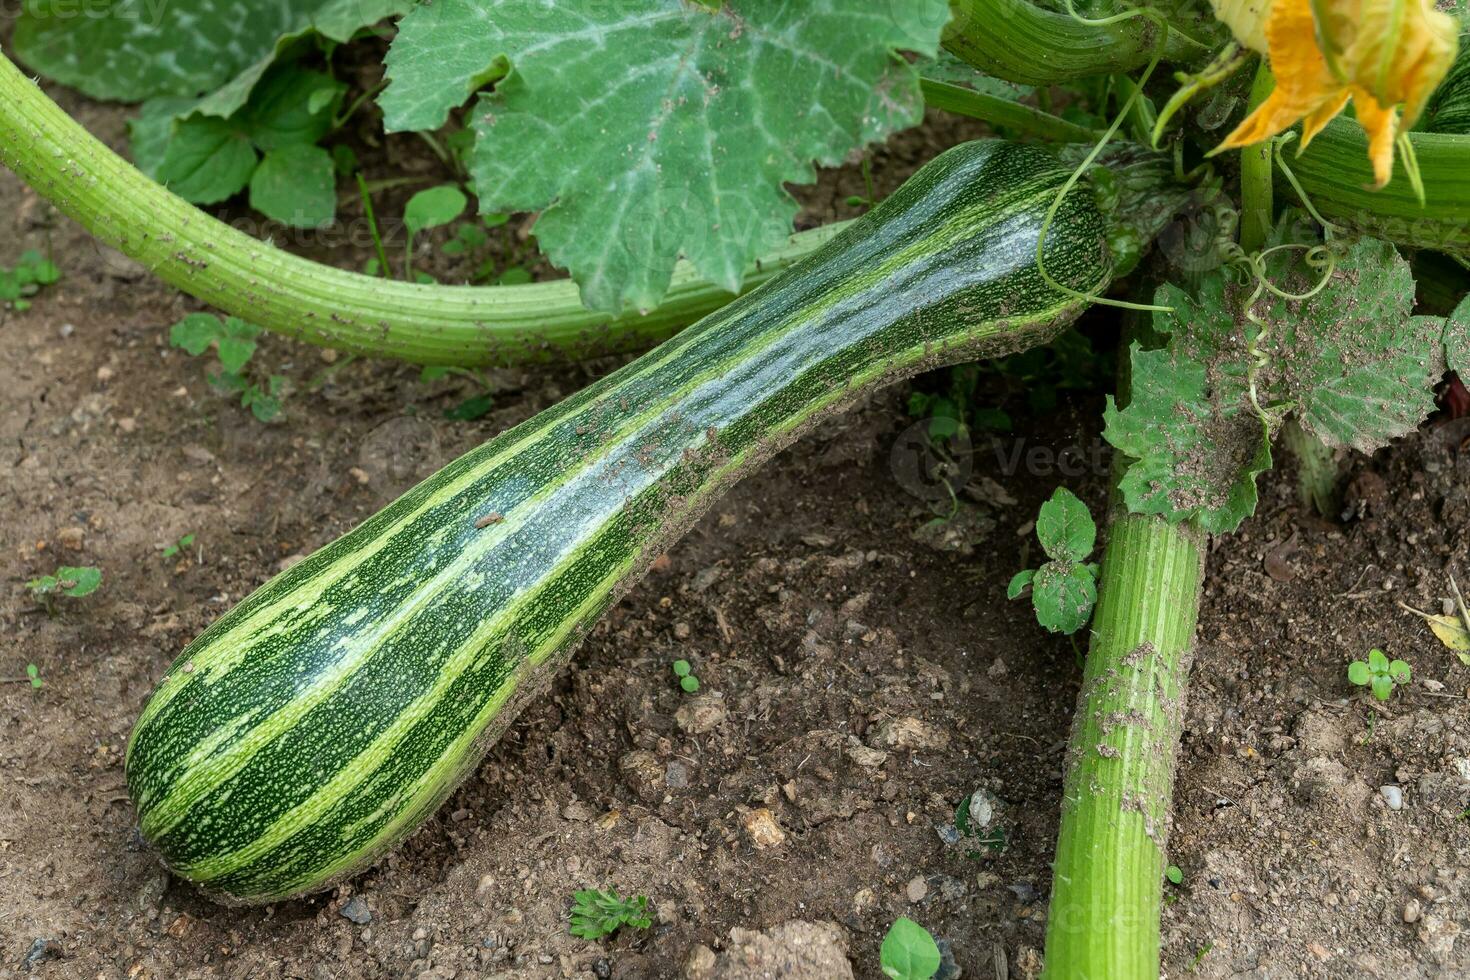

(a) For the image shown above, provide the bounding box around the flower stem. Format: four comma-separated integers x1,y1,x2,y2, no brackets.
0,51,841,367
1239,62,1275,253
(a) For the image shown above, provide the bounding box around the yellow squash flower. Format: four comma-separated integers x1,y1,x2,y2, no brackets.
1210,0,1460,186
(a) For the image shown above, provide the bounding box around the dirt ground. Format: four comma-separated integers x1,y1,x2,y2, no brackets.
2,81,1468,980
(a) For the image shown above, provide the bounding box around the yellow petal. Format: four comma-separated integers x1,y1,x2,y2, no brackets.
1209,0,1273,53
1350,87,1398,186
1208,0,1459,189
1299,89,1351,147
1217,0,1347,152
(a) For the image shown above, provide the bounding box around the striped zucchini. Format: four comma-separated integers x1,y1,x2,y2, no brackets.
126,140,1120,903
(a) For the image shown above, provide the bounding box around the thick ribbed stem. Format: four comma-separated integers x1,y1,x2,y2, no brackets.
1290,121,1470,251
0,50,840,367
942,0,1209,85
1042,509,1205,979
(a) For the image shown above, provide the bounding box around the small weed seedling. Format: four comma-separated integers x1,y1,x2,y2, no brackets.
26,565,102,614
1,249,61,310
404,184,468,281
567,888,651,940
171,313,284,421
672,659,700,693
1163,864,1184,906
1348,648,1410,701
1009,487,1100,635
880,916,940,980
2,664,45,687
953,792,1009,858
162,533,197,560
1189,943,1213,973
419,365,497,421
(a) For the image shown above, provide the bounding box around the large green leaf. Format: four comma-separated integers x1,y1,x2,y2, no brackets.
1258,239,1441,453
380,0,952,313
1105,237,1441,533
1104,277,1273,534
14,0,408,102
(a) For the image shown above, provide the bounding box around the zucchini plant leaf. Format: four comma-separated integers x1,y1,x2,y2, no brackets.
1444,293,1470,376
155,118,259,205
1104,277,1272,534
380,0,951,313
1036,487,1095,562
15,0,407,103
1106,236,1437,533
1258,239,1441,453
1032,562,1098,635
250,145,339,228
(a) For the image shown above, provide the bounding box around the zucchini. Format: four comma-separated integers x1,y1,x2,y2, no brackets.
126,140,1117,903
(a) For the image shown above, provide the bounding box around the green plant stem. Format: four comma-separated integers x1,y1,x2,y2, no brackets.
1281,417,1340,517
919,78,1103,143
1043,315,1206,979
942,0,1210,86
1239,63,1275,253
0,52,842,367
1042,508,1205,980
355,173,391,278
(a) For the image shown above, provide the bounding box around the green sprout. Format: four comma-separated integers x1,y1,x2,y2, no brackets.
170,313,284,421
672,659,700,693
880,917,941,980
567,889,651,940
418,365,497,421
1008,487,1100,635
27,664,42,688
1165,864,1184,885
27,565,102,602
162,532,197,559
1347,648,1410,701
1,249,61,310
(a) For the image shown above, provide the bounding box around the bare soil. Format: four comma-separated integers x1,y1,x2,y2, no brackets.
1,86,1468,980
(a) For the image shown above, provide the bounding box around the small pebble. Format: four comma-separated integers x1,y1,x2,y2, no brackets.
1404,898,1422,923
740,807,786,849
906,877,929,903
23,939,61,970
339,896,372,925
934,938,962,980
1379,785,1404,810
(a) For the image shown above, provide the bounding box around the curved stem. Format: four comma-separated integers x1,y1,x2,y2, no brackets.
0,50,842,367
943,0,1210,86
920,78,1104,143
